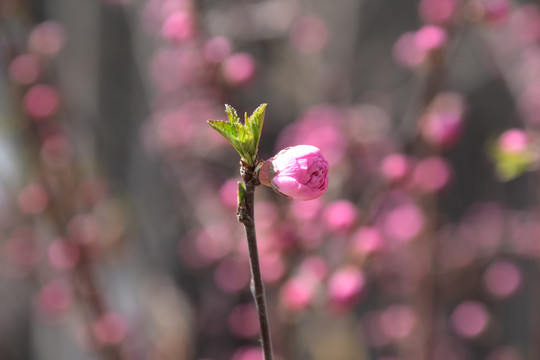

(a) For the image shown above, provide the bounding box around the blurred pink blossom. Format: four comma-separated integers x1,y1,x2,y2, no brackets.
498,129,528,153
154,110,194,149
194,225,233,263
68,214,100,244
393,32,426,68
483,260,522,298
280,276,316,311
298,256,328,281
395,25,451,72
150,48,202,93
161,11,195,42
222,52,257,86
328,266,365,309
380,154,411,182
219,178,239,209
92,312,129,345
290,15,329,54
519,85,540,124
415,25,448,51
254,201,279,231
36,279,72,317
421,111,463,148
322,200,357,232
214,257,250,293
48,239,80,270
378,304,417,340
422,92,466,147
482,0,510,24
28,21,66,57
510,5,540,44
419,0,458,24
141,0,192,32
40,134,73,168
204,36,232,63
8,54,40,85
4,227,40,268
451,301,489,338
260,251,285,284
381,203,425,243
24,84,61,119
18,184,49,214
352,227,385,255
411,156,452,193
228,303,259,338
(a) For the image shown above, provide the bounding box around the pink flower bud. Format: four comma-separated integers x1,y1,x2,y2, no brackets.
259,145,329,200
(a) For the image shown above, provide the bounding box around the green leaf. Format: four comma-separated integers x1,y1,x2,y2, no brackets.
208,120,244,157
225,104,240,124
207,104,268,165
234,122,254,163
246,103,267,153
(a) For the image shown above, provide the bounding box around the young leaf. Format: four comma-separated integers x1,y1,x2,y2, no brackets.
234,122,255,163
225,104,240,124
246,103,267,154
208,104,267,165
208,120,244,157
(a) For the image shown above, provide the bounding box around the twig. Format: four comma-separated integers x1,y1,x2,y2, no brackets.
237,161,274,360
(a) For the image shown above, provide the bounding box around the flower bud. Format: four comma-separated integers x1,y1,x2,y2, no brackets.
259,145,329,200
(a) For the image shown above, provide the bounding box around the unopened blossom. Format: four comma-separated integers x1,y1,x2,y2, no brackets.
259,145,329,200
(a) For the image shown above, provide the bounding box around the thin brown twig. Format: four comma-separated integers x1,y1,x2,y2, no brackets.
237,161,274,360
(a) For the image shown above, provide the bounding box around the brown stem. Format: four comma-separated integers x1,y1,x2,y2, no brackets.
237,163,274,360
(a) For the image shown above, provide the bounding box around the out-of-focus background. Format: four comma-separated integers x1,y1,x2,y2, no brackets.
1,0,540,359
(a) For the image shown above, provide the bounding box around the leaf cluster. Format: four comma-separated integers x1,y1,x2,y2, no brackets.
208,104,267,165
